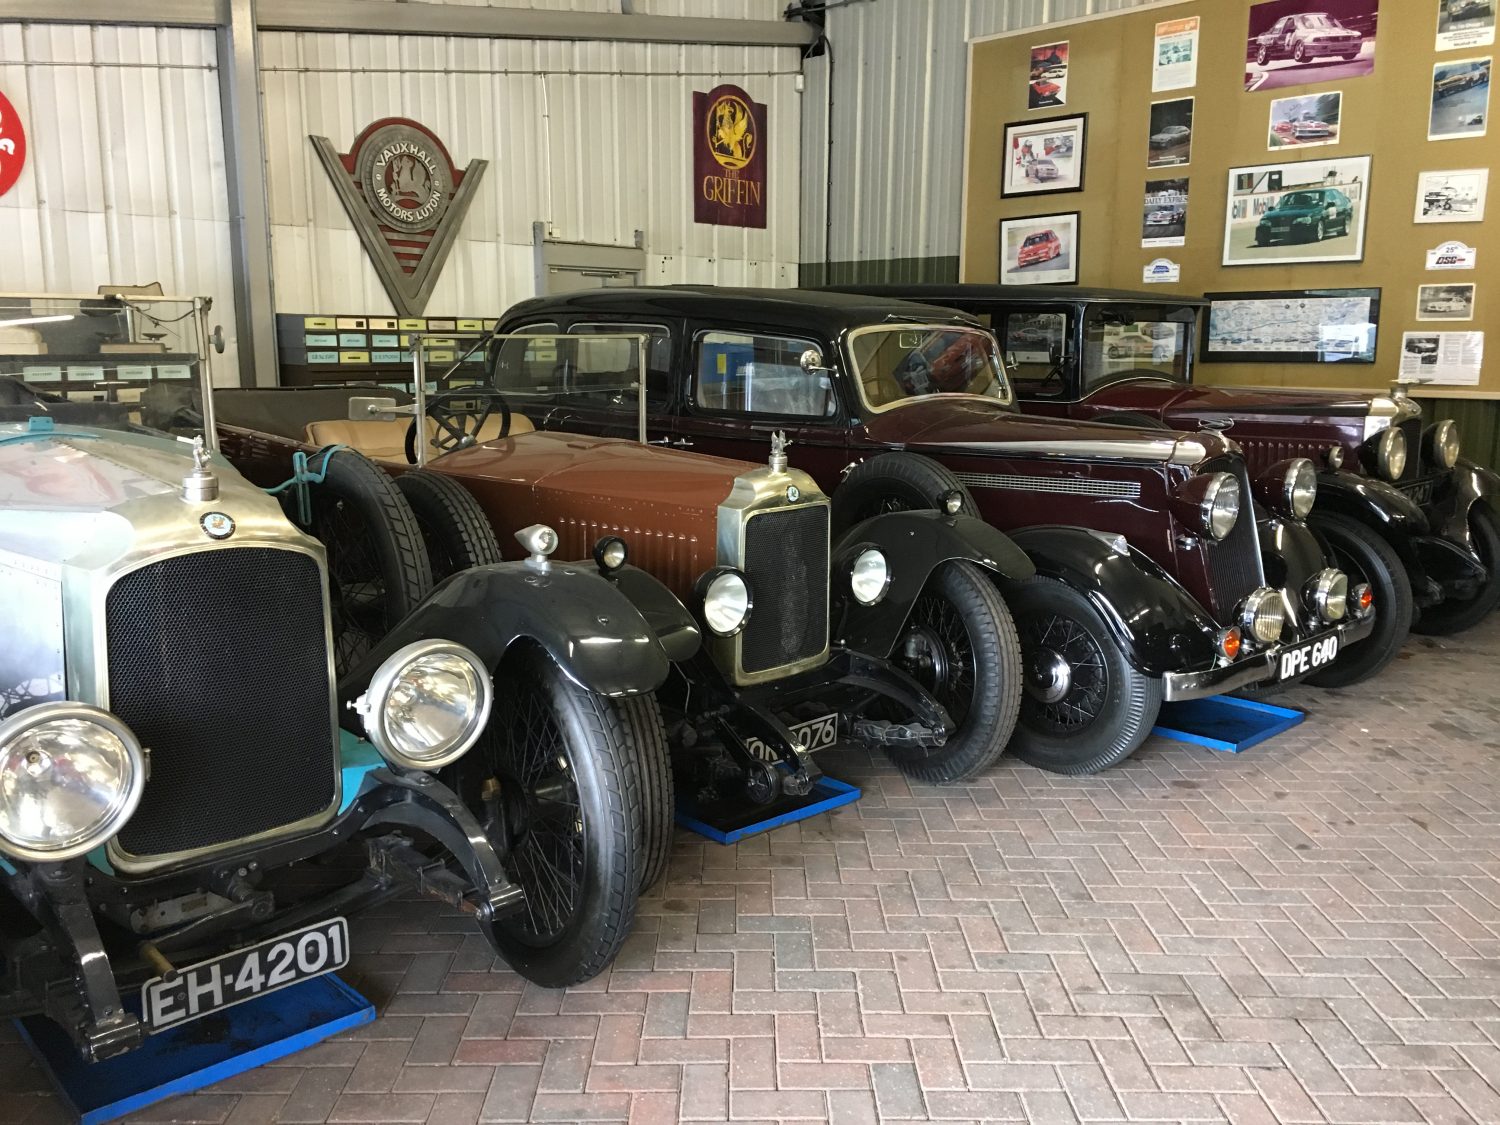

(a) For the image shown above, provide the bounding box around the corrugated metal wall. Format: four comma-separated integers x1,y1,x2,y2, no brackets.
350,0,787,15
802,0,1167,279
260,31,802,316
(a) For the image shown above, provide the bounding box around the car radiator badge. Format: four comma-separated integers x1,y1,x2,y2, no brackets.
310,118,488,317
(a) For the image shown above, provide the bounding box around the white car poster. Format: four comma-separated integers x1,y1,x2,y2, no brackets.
1153,17,1200,92
1399,330,1485,385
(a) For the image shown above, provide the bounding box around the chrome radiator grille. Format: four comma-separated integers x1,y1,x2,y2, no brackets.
108,547,337,861
739,505,830,675
1203,458,1267,621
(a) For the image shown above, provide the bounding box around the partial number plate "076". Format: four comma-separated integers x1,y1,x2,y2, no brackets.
745,713,839,763
141,917,350,1033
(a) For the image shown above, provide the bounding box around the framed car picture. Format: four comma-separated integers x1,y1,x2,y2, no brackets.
1002,114,1087,197
1201,288,1381,364
999,212,1079,285
1222,154,1372,266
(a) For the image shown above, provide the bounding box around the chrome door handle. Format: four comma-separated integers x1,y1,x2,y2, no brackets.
671,438,695,447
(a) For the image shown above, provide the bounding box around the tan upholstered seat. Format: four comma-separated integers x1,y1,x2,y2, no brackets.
304,413,534,464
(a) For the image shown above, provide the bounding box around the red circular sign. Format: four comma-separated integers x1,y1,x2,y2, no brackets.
0,90,27,199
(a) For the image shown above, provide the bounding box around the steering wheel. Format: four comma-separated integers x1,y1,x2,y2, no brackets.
405,386,512,463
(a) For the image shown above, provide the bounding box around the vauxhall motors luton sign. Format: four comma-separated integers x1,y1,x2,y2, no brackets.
693,84,767,228
311,118,487,317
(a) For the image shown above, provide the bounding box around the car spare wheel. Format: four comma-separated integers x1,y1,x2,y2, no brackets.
1412,503,1500,636
477,645,668,987
881,561,1023,783
394,469,503,582
299,449,433,677
1007,576,1164,774
832,453,977,537
1305,513,1411,688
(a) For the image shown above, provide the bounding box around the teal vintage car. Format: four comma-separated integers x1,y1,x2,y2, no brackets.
1254,187,1353,245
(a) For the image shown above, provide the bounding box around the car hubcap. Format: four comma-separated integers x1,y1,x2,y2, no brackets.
1027,648,1073,704
896,593,977,726
1020,614,1108,733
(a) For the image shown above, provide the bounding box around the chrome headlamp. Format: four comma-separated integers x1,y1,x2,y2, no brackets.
698,567,752,636
1201,472,1241,540
593,535,628,572
1284,458,1318,519
938,489,965,516
1325,445,1345,470
1240,587,1286,645
1367,426,1407,481
0,703,146,862
1306,569,1349,623
1425,420,1461,470
850,548,892,606
353,640,493,771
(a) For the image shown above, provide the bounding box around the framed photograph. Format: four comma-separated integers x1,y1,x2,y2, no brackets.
1268,91,1343,149
1245,1,1378,92
1416,282,1477,321
1222,154,1371,267
999,212,1079,285
1142,178,1189,248
1202,288,1381,364
1029,41,1069,109
1147,99,1194,168
1415,168,1489,222
1437,0,1495,53
1002,114,1087,197
1430,57,1492,139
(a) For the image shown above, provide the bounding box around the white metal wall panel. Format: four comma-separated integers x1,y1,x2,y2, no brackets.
261,30,801,316
0,22,239,381
344,0,788,17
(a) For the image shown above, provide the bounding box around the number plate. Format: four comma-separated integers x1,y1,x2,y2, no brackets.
1276,635,1340,682
141,917,350,1033
745,713,839,763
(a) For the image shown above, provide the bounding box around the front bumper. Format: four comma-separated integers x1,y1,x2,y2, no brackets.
1161,613,1376,701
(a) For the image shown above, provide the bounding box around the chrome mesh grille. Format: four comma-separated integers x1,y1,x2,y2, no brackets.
1203,457,1266,620
956,472,1141,499
739,505,829,675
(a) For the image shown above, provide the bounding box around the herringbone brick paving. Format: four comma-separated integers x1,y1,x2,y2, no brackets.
4,621,1499,1123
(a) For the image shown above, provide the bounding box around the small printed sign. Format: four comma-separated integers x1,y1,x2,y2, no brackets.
116,365,154,380
157,365,192,380
1143,258,1182,284
1427,240,1478,269
66,365,105,382
21,366,61,383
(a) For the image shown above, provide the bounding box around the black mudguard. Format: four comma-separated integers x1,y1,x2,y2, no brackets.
1005,525,1221,677
337,561,699,708
830,510,1034,657
1432,458,1500,544
1313,469,1431,549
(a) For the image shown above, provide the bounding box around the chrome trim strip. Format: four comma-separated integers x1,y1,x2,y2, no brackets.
955,472,1141,499
939,437,1207,466
1161,616,1375,702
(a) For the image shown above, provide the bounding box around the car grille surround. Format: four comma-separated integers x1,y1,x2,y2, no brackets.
739,505,830,676
1202,456,1267,622
107,547,338,862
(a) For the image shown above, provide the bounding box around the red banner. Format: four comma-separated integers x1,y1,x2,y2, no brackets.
0,90,27,199
693,84,767,229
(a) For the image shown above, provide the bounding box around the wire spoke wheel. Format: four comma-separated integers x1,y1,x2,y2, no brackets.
1021,612,1110,734
316,496,394,675
896,592,978,727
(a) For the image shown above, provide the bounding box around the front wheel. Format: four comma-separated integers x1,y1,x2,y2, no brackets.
1007,577,1164,775
1305,513,1411,687
1257,44,1271,65
882,561,1022,784
1412,504,1500,635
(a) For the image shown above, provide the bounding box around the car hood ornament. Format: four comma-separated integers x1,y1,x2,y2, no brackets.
768,431,791,473
181,436,220,503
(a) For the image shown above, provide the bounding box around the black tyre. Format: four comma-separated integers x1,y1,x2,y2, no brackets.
481,647,666,987
622,694,674,891
301,449,432,676
1095,411,1172,430
1007,577,1164,775
1305,513,1411,687
1312,219,1325,242
1412,503,1500,636
1293,42,1307,63
394,469,503,583
883,561,1023,784
833,453,975,536
1257,45,1271,66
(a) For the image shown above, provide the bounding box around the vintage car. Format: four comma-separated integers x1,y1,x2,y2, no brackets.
493,288,1376,777
0,302,710,1058
1255,188,1353,246
1253,13,1363,66
1149,124,1191,149
843,283,1499,645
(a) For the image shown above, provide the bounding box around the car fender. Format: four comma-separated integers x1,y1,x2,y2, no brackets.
1004,525,1221,677
1433,458,1499,544
336,562,699,707
1313,470,1432,545
830,510,1034,657
1266,516,1338,641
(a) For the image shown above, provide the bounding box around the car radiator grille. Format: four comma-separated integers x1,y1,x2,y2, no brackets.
109,548,337,861
1204,458,1267,621
739,505,830,675
1395,418,1424,484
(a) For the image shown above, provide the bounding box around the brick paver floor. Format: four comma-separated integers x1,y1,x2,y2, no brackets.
4,620,1500,1123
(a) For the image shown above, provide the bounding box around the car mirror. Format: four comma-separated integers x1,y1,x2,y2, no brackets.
799,348,830,374
349,395,412,421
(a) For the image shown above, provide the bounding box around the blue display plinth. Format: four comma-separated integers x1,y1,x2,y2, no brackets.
16,973,374,1125
677,775,861,844
1152,694,1304,753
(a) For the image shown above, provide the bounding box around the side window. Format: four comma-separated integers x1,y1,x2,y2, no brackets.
694,330,834,418
490,323,561,399
570,322,673,403
998,311,1070,397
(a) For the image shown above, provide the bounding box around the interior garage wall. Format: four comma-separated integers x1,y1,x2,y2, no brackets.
261,32,802,317
0,21,241,381
800,0,1169,287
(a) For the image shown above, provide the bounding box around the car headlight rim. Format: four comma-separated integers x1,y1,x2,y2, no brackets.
1240,587,1286,645
1374,427,1407,481
1306,568,1350,623
593,535,628,572
0,702,146,862
1427,420,1461,470
356,640,493,771
698,567,752,637
850,547,892,606
1284,458,1318,520
1202,472,1241,540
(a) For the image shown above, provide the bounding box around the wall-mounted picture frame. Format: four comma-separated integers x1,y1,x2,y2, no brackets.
1415,168,1489,223
1416,282,1477,321
1268,91,1343,150
1002,114,1087,197
1201,287,1381,364
999,212,1080,285
1429,56,1492,140
1222,154,1372,266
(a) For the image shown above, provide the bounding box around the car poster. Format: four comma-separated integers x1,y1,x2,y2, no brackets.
1222,154,1371,266
1268,92,1343,150
1429,57,1491,139
1437,0,1495,52
1147,98,1194,168
1244,0,1378,92
1399,330,1484,385
1029,41,1069,109
1416,282,1477,321
1001,114,1087,197
1415,168,1488,222
1427,239,1479,268
1203,289,1380,364
999,212,1079,286
1152,16,1200,92
1142,178,1189,248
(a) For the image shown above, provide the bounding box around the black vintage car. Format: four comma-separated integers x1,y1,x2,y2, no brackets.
492,287,1376,777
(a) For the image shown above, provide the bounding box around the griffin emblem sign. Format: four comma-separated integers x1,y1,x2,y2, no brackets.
311,119,487,317
693,84,767,229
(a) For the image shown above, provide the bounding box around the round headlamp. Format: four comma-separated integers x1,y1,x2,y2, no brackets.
699,568,752,636
1426,420,1461,470
354,640,493,771
1306,568,1349,623
0,703,145,862
850,548,892,606
938,489,965,516
1326,445,1345,470
1370,426,1407,482
593,535,628,572
1284,459,1318,520
1202,472,1241,540
1240,587,1286,645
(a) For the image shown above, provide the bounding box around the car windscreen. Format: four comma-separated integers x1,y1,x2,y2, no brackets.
1297,14,1339,28
1082,305,1196,389
847,326,1014,410
1278,191,1324,209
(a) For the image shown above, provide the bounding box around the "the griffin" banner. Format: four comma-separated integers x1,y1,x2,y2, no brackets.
693,84,767,228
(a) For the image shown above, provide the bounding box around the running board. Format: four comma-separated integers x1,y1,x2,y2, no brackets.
1152,695,1304,753
676,776,861,845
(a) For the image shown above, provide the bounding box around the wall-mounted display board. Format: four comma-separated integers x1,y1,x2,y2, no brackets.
274,314,496,387
962,0,1497,397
